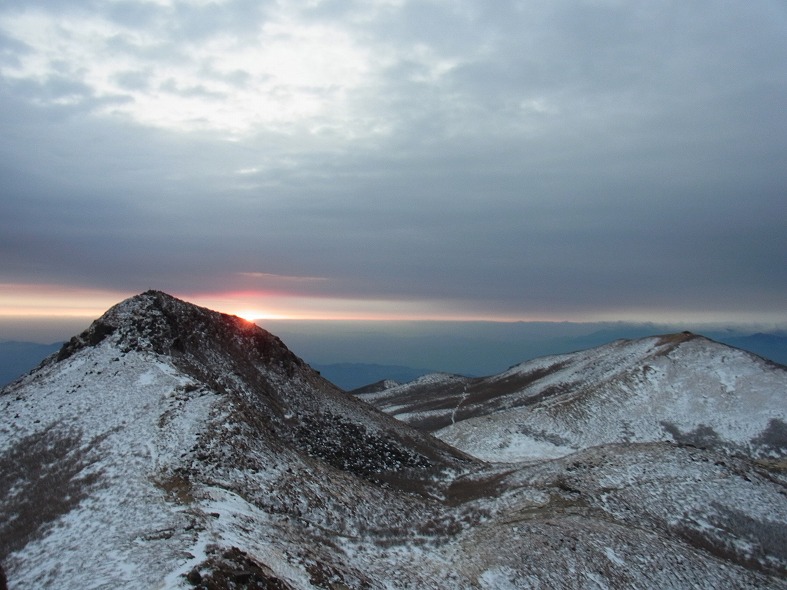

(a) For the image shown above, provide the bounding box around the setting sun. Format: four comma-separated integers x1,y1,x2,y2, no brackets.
233,309,293,322
236,310,265,322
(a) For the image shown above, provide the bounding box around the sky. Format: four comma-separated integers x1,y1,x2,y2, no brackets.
1,0,786,342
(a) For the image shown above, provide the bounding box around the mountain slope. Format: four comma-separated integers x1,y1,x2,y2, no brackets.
2,295,786,588
359,332,787,463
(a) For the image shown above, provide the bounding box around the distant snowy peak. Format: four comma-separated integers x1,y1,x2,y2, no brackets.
355,372,467,405
362,332,787,462
350,379,401,395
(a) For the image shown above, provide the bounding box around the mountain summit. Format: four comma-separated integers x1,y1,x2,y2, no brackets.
2,292,786,588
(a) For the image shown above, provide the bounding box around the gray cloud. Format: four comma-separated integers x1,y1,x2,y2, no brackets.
0,0,785,321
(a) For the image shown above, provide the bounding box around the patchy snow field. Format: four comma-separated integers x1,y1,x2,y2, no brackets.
1,343,219,588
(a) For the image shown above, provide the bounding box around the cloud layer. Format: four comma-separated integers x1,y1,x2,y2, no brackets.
1,0,786,322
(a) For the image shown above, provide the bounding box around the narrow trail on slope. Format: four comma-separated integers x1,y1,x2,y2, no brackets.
451,388,469,425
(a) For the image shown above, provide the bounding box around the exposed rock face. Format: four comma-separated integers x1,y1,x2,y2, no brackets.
1,292,786,588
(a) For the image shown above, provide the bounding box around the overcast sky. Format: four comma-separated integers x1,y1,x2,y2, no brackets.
1,0,786,329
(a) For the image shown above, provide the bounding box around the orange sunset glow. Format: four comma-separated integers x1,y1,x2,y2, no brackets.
0,284,513,325
2,284,784,335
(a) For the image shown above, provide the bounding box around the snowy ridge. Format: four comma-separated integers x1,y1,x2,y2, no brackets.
2,294,786,588
362,332,787,463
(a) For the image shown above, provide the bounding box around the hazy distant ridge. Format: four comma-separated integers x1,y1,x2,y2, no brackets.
0,341,61,387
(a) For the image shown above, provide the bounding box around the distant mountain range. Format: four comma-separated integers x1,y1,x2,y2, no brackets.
718,332,787,366
1,291,786,588
0,341,61,387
